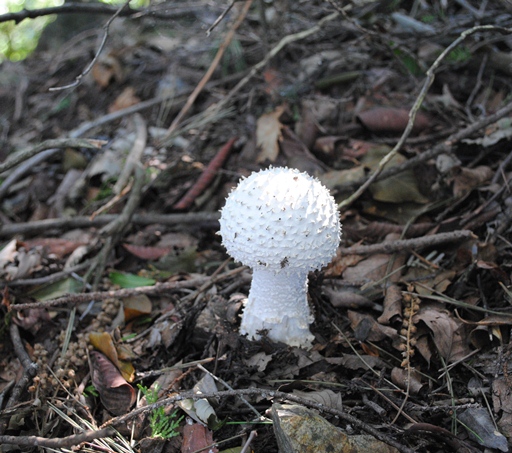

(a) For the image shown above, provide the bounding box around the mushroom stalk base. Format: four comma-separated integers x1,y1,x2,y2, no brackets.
240,268,314,348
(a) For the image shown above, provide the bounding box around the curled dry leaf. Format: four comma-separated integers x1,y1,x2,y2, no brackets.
357,107,430,134
89,350,136,415
0,239,44,281
347,310,401,346
13,308,50,335
390,367,425,394
123,294,152,323
413,304,471,363
89,331,135,382
377,284,403,325
256,105,285,163
450,165,493,198
92,54,124,88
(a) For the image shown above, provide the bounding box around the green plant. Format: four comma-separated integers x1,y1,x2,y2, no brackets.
83,384,99,397
138,384,184,439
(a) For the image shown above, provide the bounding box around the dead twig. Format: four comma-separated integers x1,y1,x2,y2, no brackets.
9,276,209,311
0,427,115,448
338,230,475,256
173,137,237,210
0,138,101,174
0,212,220,237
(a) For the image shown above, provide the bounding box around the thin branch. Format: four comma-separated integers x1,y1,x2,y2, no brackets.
0,212,220,237
49,0,130,91
0,138,102,174
338,230,475,256
8,276,209,311
0,427,115,448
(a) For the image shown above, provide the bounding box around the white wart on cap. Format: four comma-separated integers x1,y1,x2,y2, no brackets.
219,167,341,348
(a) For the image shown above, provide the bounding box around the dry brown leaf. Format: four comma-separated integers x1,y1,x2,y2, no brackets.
92,54,123,88
347,310,401,345
122,243,173,261
358,107,430,134
89,331,135,382
390,367,425,394
24,238,85,259
377,284,403,325
451,165,493,197
181,421,218,453
291,389,343,412
89,350,136,415
123,294,152,323
343,250,406,283
256,105,285,163
413,304,471,363
108,86,141,113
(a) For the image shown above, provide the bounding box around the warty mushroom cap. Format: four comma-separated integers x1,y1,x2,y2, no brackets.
219,167,340,273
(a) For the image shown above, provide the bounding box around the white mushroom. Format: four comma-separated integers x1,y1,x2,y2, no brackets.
219,167,341,348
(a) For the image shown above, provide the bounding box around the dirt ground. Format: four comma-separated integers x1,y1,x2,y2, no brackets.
1,1,512,452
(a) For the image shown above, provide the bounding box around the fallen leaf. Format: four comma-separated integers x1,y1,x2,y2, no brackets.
108,86,141,113
358,107,430,134
361,144,429,204
390,367,425,394
450,165,493,197
89,331,135,382
92,54,123,88
109,271,156,288
459,407,509,452
413,304,471,363
256,105,285,163
181,420,218,453
123,294,152,322
89,350,136,415
24,238,85,259
123,243,173,261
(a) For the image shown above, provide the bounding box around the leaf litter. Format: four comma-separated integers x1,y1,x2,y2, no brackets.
1,1,512,452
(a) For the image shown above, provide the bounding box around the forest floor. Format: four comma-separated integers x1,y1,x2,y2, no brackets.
1,1,512,452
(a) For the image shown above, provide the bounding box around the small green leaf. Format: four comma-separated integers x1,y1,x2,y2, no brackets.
28,277,83,301
109,272,156,288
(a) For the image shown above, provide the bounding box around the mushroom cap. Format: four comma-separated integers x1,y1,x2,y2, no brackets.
219,167,340,272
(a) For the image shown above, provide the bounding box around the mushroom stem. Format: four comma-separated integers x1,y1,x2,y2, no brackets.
240,267,314,347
